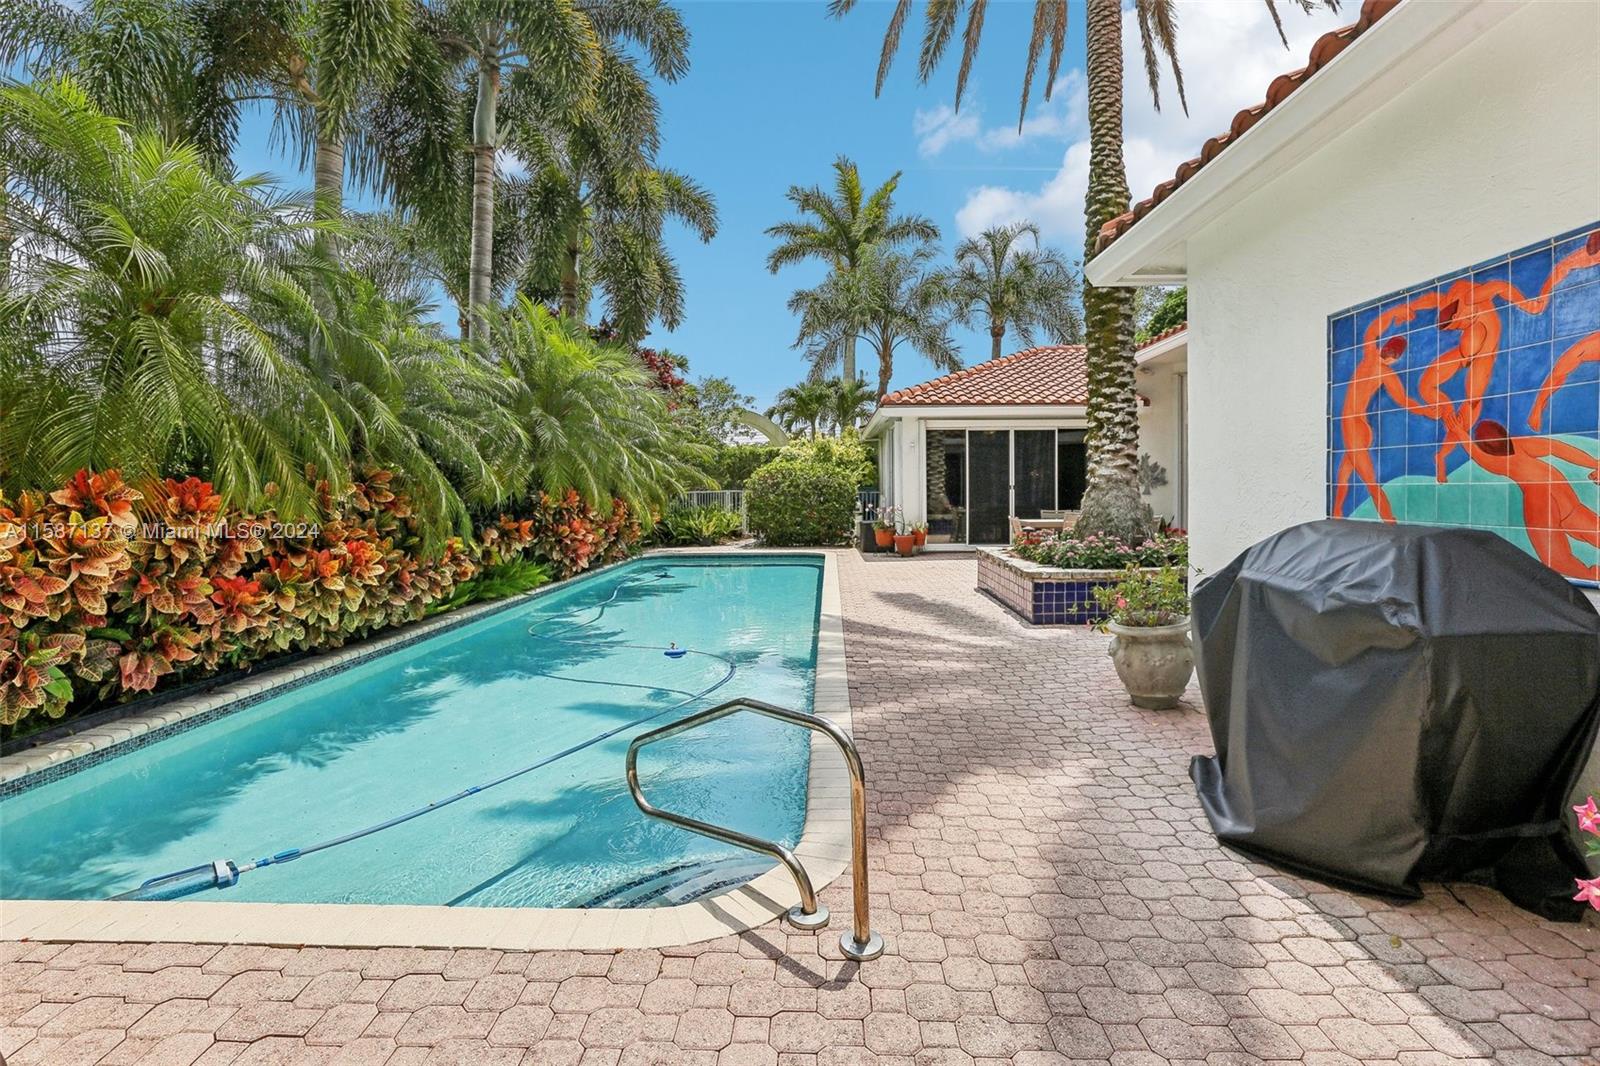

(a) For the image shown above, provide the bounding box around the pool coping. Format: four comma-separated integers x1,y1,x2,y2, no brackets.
0,547,855,951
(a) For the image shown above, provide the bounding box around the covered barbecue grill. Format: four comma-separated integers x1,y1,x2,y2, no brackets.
1189,519,1600,920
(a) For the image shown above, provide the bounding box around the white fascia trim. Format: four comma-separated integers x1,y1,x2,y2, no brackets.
873,404,1088,423
1135,330,1187,366
862,410,894,439
1084,0,1512,288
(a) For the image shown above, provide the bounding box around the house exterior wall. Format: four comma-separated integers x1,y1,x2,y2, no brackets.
873,398,1186,536
1136,365,1185,526
1184,0,1599,576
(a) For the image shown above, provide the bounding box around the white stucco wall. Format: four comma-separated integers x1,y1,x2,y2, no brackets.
1185,0,1599,575
1136,365,1185,525
1183,0,1600,812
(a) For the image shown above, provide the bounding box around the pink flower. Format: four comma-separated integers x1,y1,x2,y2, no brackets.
1575,797,1600,835
1574,876,1600,912
1115,597,1128,609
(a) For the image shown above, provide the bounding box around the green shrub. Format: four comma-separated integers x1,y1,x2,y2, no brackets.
745,459,858,546
428,559,552,616
662,505,743,546
777,435,876,489
706,444,781,489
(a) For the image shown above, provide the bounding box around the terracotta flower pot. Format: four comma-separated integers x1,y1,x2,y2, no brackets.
874,527,894,549
893,534,915,557
912,528,927,547
1106,617,1194,710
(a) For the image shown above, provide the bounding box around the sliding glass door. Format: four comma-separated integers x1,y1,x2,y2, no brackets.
1013,430,1057,520
925,430,967,544
922,427,1086,545
967,431,1011,545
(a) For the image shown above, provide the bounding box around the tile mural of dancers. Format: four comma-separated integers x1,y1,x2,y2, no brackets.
1328,223,1600,584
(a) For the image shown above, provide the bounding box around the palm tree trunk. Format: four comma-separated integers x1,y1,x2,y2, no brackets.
560,222,582,322
843,333,858,383
877,344,893,401
1074,0,1151,542
467,53,500,341
990,322,1005,361
312,134,344,258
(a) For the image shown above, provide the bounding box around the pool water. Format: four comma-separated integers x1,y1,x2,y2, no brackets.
0,556,821,907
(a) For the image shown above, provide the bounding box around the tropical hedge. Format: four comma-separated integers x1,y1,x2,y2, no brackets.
0,468,641,732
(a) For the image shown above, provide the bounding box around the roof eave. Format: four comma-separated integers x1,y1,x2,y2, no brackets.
1085,0,1514,288
867,401,1092,422
1135,328,1187,366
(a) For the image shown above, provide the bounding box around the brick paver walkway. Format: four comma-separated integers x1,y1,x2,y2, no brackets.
3,551,1598,1065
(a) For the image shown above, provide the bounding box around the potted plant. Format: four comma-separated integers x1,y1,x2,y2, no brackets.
893,522,915,556
872,507,898,550
1092,565,1193,710
911,522,927,550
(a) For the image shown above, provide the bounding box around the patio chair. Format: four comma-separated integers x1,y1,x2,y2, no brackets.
1010,511,1080,539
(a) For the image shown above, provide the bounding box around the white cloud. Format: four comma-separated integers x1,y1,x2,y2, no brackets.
916,73,1087,157
949,2,1353,242
914,104,981,158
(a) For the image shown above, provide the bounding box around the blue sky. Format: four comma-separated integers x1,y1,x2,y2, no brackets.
229,1,1350,410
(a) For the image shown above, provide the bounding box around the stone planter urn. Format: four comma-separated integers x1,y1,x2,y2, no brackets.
1106,618,1194,709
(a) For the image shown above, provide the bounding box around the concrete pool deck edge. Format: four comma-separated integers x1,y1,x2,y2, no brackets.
0,547,855,951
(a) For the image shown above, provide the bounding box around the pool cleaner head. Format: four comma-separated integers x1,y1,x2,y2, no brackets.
664,643,687,659
112,859,240,902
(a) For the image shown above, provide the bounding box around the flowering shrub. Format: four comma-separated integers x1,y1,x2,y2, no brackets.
1013,529,1188,570
637,348,688,398
1574,797,1600,912
1090,566,1190,630
0,470,643,729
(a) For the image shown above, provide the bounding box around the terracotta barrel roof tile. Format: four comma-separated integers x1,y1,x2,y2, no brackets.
877,328,1187,411
878,345,1089,407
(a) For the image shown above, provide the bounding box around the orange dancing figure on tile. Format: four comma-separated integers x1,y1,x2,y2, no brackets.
1422,233,1600,476
1529,330,1600,431
1468,419,1600,582
1333,296,1439,520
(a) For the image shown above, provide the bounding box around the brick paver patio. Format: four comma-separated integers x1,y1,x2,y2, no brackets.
3,550,1598,1065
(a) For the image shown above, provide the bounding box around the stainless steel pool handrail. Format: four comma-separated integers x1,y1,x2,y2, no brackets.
625,697,885,962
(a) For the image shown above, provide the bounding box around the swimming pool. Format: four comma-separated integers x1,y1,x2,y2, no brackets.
0,555,822,909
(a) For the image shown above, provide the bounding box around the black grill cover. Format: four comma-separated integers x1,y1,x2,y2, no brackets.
1189,519,1600,920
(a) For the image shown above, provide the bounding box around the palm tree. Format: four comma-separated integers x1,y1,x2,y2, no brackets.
766,156,939,382
0,78,345,518
836,0,1338,541
487,296,703,512
438,0,690,339
197,0,417,257
946,222,1081,361
1,0,237,164
824,377,877,435
790,246,959,399
766,381,834,439
510,38,717,343
310,269,530,542
6,0,419,257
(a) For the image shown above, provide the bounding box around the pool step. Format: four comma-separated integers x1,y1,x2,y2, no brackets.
581,854,777,908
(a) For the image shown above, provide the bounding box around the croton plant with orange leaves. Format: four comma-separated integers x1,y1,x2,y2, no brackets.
0,468,642,728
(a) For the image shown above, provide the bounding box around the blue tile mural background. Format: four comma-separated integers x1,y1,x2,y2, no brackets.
1327,222,1600,585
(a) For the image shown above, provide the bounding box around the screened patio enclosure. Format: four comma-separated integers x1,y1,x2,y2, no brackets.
863,339,1186,549
923,427,1087,545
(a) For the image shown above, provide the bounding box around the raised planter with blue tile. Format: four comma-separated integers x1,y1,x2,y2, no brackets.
977,547,1165,625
